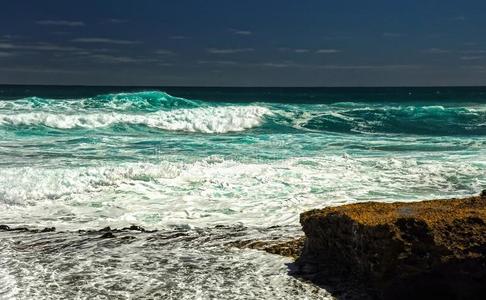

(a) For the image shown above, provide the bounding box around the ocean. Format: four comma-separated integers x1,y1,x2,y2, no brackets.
0,85,485,299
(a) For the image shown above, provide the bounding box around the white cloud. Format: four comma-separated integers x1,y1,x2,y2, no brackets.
460,56,484,60
107,19,128,24
207,48,254,54
71,38,141,45
0,51,14,57
422,48,451,54
462,50,486,54
259,62,420,70
198,60,238,65
155,49,176,55
89,54,156,63
170,35,188,40
0,42,82,51
451,16,466,21
37,20,85,26
0,67,82,74
316,49,340,54
262,62,290,68
229,28,252,35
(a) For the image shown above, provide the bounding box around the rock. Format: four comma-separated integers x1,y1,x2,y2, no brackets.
100,232,115,239
41,227,56,233
122,225,146,232
229,238,305,258
296,194,486,299
0,225,10,231
481,189,486,198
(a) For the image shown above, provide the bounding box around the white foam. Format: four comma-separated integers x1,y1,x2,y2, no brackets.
0,154,483,230
0,105,272,133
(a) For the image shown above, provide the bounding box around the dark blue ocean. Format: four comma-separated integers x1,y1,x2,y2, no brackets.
0,85,485,299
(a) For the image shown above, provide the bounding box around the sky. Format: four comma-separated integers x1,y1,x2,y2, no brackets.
1,0,486,86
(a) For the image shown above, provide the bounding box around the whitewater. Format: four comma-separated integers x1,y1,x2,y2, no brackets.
0,88,485,299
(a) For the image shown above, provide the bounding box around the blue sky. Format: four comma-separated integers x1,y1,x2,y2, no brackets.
1,0,486,86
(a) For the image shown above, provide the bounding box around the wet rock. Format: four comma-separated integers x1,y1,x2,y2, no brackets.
481,189,486,198
122,225,146,232
41,227,56,233
100,232,115,239
296,193,486,299
229,238,305,259
99,226,112,232
0,225,10,231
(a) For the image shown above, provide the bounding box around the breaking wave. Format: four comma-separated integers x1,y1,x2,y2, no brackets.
1,91,486,135
0,106,271,133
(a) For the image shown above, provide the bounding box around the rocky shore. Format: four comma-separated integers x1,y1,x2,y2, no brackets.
252,192,486,299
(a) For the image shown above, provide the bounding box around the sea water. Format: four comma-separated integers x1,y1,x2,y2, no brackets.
0,86,485,299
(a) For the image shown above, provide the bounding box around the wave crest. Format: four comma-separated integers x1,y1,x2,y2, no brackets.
0,105,272,133
0,91,201,112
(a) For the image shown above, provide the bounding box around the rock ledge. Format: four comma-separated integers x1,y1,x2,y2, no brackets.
296,193,486,299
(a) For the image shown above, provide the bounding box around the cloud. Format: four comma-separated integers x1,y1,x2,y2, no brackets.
170,35,188,40
460,56,484,61
383,32,402,38
462,50,486,54
461,65,486,72
0,51,14,57
155,49,176,55
207,48,254,54
229,28,252,35
106,18,128,24
422,48,451,54
316,49,340,54
279,48,340,54
71,38,141,45
259,61,420,70
89,54,156,63
0,42,82,51
198,60,238,65
262,62,290,68
0,67,82,74
315,64,420,70
2,35,22,40
451,15,466,21
37,20,85,26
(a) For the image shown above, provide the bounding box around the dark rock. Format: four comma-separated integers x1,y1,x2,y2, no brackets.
229,238,305,258
100,232,115,239
481,190,486,198
41,227,56,233
0,225,10,231
296,194,486,299
122,225,146,232
99,226,112,232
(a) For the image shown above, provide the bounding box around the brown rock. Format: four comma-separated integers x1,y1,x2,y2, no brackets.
229,238,305,258
297,194,486,299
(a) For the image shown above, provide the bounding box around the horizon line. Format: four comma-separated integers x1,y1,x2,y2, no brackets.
1,83,486,89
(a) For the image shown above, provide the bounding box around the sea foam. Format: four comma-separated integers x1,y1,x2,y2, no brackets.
0,105,271,133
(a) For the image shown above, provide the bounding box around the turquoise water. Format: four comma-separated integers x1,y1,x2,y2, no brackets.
0,86,485,299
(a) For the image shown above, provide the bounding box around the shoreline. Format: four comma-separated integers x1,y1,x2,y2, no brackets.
247,192,486,299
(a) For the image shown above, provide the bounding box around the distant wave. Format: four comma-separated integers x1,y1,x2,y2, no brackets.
291,105,486,135
0,91,201,112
